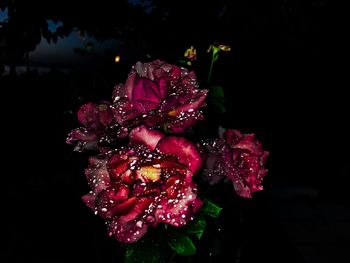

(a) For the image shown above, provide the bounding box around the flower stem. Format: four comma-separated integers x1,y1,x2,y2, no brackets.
207,51,215,84
167,252,176,263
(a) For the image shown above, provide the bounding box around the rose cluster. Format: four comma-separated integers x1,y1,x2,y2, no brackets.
67,60,268,243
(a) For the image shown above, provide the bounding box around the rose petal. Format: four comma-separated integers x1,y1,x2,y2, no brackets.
109,218,149,243
108,153,135,181
119,197,153,223
234,134,263,155
224,130,243,145
96,189,134,219
157,136,202,174
95,103,113,126
85,156,110,194
124,72,137,100
170,89,208,116
82,193,96,210
154,184,199,227
77,102,96,126
132,78,162,107
66,128,98,144
130,125,164,150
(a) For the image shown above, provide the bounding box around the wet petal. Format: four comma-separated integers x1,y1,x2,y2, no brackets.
82,193,96,210
234,133,263,155
85,156,110,194
77,102,97,126
109,218,149,243
154,184,199,227
129,125,164,150
66,128,98,144
108,60,206,132
119,197,153,223
108,153,137,182
95,103,113,126
95,188,134,219
170,89,208,116
124,72,137,100
157,136,202,174
132,78,162,108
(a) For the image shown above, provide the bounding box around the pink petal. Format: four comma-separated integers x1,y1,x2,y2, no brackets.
112,83,126,101
157,78,169,98
85,156,110,194
119,197,153,223
107,153,134,181
232,181,252,198
124,72,137,100
77,102,96,126
95,103,113,126
111,97,142,125
132,78,162,110
224,130,244,146
157,136,202,174
129,125,164,150
234,134,263,155
82,193,96,210
170,89,208,116
66,128,98,144
154,183,199,227
109,218,149,243
95,189,133,219
112,197,138,216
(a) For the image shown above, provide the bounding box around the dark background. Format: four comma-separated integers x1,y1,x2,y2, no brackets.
3,0,349,262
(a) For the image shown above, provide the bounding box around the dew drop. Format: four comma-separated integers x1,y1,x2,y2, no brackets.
146,215,155,223
136,220,143,228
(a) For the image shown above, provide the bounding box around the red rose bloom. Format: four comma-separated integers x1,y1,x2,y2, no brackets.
82,125,202,243
204,129,269,198
111,60,208,133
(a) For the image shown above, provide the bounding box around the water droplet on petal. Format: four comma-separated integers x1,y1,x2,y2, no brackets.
136,220,143,228
146,215,155,223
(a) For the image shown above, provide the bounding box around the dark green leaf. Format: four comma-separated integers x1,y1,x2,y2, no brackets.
201,199,223,218
210,86,225,99
183,215,207,240
168,233,196,256
209,86,226,113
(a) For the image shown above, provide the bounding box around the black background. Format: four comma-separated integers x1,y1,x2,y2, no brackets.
3,0,349,262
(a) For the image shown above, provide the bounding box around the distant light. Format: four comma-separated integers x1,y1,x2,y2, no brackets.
114,55,121,63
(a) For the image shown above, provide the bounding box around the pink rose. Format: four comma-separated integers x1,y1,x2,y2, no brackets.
82,125,202,243
66,102,127,151
111,60,208,133
204,129,269,198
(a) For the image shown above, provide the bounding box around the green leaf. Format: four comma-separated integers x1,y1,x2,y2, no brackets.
183,215,207,240
209,86,226,113
201,199,223,218
168,233,196,256
210,85,225,99
125,236,160,263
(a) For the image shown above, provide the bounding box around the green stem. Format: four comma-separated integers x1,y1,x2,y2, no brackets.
167,252,176,263
207,51,216,84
